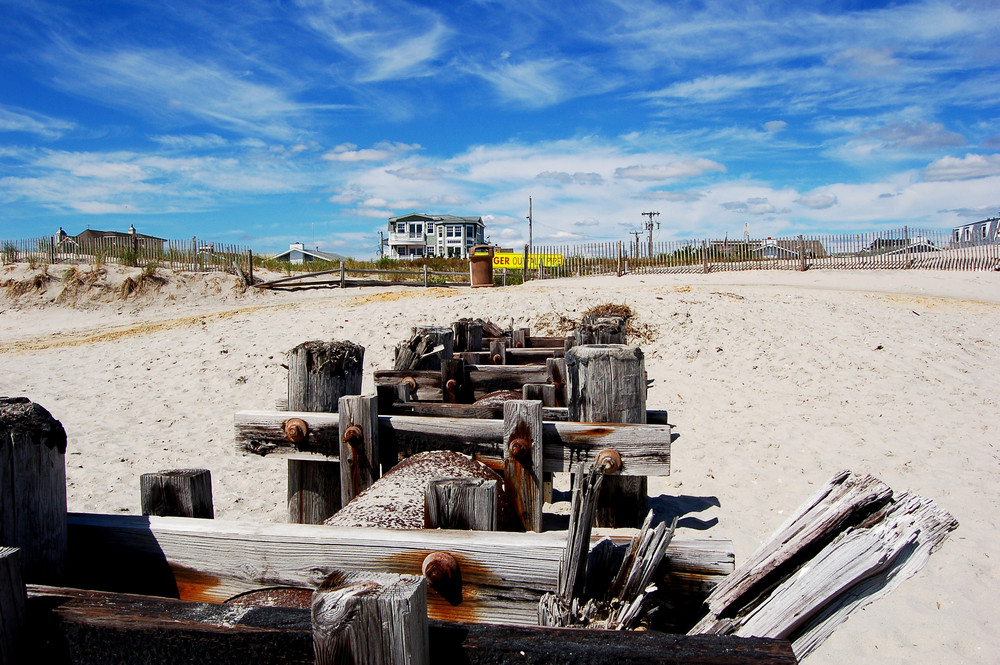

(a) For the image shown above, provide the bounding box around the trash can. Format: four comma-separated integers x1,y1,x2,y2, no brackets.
469,245,495,287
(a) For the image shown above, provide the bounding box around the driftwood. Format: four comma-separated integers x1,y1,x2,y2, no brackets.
394,327,453,371
691,470,958,660
234,409,671,475
540,462,677,631
22,585,797,665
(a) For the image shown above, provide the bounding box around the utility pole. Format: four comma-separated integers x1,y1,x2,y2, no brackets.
527,196,533,255
641,211,660,258
629,230,641,258
378,231,385,258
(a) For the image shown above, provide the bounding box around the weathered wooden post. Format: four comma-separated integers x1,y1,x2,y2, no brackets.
140,469,214,518
339,261,346,288
798,235,807,272
574,316,626,345
452,320,483,353
424,478,498,530
512,327,529,349
565,345,648,528
0,547,25,665
423,264,428,287
339,394,379,506
0,397,67,584
312,571,429,665
503,400,544,532
702,239,709,274
287,341,364,524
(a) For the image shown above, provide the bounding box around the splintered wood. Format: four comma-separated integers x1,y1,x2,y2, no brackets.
690,470,958,660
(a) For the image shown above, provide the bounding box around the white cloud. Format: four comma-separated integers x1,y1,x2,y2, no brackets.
796,192,838,209
324,142,421,163
616,159,725,181
386,166,447,180
764,121,787,133
923,154,1000,181
721,197,781,215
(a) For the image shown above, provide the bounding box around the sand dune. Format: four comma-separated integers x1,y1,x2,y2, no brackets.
2,262,998,663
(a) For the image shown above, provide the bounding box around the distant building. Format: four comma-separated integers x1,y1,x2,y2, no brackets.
953,216,1000,246
55,225,166,251
386,213,485,259
273,242,346,265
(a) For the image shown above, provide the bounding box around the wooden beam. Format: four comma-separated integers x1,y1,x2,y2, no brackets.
383,402,667,425
503,401,544,532
65,513,729,626
235,410,671,475
23,585,797,665
374,365,549,400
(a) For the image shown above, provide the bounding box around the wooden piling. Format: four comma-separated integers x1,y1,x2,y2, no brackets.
503,400,544,532
565,345,648,528
440,358,468,404
312,571,429,665
0,397,67,584
424,478,498,530
452,320,483,352
338,395,380,506
0,547,25,665
140,469,214,518
287,341,364,524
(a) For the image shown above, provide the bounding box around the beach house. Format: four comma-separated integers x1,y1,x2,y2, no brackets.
273,242,346,265
386,213,485,259
952,215,1000,246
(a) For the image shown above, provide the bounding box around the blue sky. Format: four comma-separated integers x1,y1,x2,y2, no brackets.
1,0,999,257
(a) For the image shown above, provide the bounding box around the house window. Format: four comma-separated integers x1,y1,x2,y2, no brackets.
447,226,459,238
954,230,960,242
427,223,433,233
964,228,970,241
983,226,988,239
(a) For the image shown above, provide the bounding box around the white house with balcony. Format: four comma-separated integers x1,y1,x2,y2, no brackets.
386,213,485,259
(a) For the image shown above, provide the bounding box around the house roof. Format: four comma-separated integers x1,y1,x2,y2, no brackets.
73,228,167,242
273,246,346,262
389,212,483,225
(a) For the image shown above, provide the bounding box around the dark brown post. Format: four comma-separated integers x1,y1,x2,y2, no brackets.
565,345,648,528
312,571,428,665
503,400,544,532
489,339,507,365
287,341,364,524
512,327,529,349
546,357,568,407
339,261,346,288
0,547,25,664
141,469,214,518
424,478,498,530
440,358,467,404
702,240,709,274
452,320,483,353
798,235,807,272
339,395,379,506
0,397,67,585
247,249,253,284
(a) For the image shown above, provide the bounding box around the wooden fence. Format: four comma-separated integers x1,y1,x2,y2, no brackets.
527,227,1000,279
0,235,251,274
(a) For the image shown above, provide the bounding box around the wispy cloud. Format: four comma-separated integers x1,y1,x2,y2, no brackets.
0,106,75,139
616,159,725,181
296,0,450,82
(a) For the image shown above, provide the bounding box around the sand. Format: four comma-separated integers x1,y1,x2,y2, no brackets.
2,262,999,662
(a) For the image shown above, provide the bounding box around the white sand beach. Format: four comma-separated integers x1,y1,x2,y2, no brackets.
2,263,998,663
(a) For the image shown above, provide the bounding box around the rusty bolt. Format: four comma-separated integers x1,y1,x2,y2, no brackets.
514,342,523,348
402,376,418,392
595,448,623,475
445,379,458,392
342,424,363,447
492,354,503,365
509,437,532,464
283,418,308,444
422,551,459,586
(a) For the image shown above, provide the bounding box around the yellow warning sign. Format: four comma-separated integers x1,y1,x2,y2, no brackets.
492,252,564,269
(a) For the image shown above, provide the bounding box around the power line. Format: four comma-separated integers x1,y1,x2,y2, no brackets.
641,211,660,258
